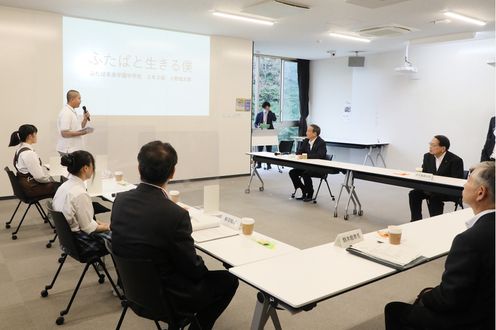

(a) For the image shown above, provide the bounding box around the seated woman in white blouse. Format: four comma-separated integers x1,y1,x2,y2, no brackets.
8,124,60,198
52,151,110,256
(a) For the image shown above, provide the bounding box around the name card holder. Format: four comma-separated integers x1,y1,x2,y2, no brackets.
415,172,434,180
221,214,241,230
335,229,364,248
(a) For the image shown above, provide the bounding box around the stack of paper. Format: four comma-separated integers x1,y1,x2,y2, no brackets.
187,208,239,242
347,239,427,270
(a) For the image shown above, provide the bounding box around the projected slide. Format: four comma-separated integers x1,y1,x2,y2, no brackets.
63,17,210,116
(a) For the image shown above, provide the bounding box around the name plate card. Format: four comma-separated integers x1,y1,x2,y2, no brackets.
221,214,241,230
415,172,434,180
335,229,364,248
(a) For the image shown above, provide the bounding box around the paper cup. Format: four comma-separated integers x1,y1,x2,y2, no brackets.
241,217,255,235
169,190,180,203
388,225,402,245
415,167,423,172
114,171,124,182
301,153,308,159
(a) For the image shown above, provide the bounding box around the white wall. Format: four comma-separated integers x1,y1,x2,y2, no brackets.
310,38,495,170
0,5,252,197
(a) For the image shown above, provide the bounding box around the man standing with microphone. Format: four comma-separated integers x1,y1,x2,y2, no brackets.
56,90,93,156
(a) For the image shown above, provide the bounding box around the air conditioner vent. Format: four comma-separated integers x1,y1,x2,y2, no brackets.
358,25,413,37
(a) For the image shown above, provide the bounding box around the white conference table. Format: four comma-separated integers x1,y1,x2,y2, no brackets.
230,208,474,329
246,152,466,220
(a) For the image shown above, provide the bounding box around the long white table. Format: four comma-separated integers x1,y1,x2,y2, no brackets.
290,136,389,167
230,208,474,329
246,152,466,220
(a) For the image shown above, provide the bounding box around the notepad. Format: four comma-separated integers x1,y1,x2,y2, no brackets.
347,239,427,270
192,226,239,243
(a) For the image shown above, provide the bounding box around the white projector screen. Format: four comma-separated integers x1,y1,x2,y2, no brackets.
63,17,210,116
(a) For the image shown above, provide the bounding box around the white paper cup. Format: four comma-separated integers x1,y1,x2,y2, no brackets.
415,167,423,172
388,225,402,245
301,153,308,159
114,171,124,182
169,190,180,203
241,217,255,235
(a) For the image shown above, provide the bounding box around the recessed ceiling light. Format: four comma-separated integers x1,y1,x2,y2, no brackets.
444,11,486,26
329,32,371,43
212,11,274,26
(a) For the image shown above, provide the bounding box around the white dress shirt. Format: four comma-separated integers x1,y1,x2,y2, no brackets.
14,143,52,183
52,175,97,234
465,209,495,229
308,137,317,150
435,152,446,171
263,110,268,124
56,104,84,153
491,128,495,160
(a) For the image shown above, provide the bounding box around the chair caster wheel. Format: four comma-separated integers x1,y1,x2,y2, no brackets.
245,189,250,194
58,257,64,263
41,290,48,297
98,276,105,284
259,187,264,192
46,243,52,248
11,235,17,240
344,215,349,220
5,223,11,229
358,210,363,216
44,219,48,223
56,316,64,325
332,197,335,201
291,194,295,198
313,200,317,204
121,300,127,308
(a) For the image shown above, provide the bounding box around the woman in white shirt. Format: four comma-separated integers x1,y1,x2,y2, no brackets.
52,150,110,256
9,124,60,198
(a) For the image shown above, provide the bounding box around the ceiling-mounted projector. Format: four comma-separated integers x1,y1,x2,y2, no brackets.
395,42,418,73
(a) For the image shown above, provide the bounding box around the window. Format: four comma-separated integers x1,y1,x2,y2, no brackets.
252,55,300,142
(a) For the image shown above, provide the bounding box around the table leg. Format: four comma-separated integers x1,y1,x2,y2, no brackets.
251,292,282,330
343,171,363,220
363,146,376,166
334,171,350,217
376,145,387,168
245,158,265,193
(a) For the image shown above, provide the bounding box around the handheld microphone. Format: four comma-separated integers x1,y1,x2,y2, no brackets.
82,106,90,121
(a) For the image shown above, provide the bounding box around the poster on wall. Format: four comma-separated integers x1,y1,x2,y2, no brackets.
236,98,251,112
342,101,352,122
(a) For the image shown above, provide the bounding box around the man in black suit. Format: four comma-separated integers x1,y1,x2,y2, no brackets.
409,135,464,221
254,101,277,169
480,116,495,161
111,141,238,330
289,124,327,202
385,161,495,330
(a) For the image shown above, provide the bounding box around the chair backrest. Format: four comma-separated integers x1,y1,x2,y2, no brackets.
463,170,469,179
4,166,27,201
112,253,176,321
278,140,294,154
325,154,333,161
48,207,82,260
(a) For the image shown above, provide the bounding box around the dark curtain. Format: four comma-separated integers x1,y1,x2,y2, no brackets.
297,59,310,136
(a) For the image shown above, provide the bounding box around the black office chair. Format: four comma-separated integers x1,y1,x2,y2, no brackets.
454,170,469,211
290,155,338,203
111,253,201,330
4,166,54,240
277,141,295,173
40,208,122,325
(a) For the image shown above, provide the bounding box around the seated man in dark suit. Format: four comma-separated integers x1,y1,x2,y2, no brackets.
480,116,495,161
254,101,277,169
111,141,238,330
409,135,464,221
386,161,495,330
289,124,327,202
